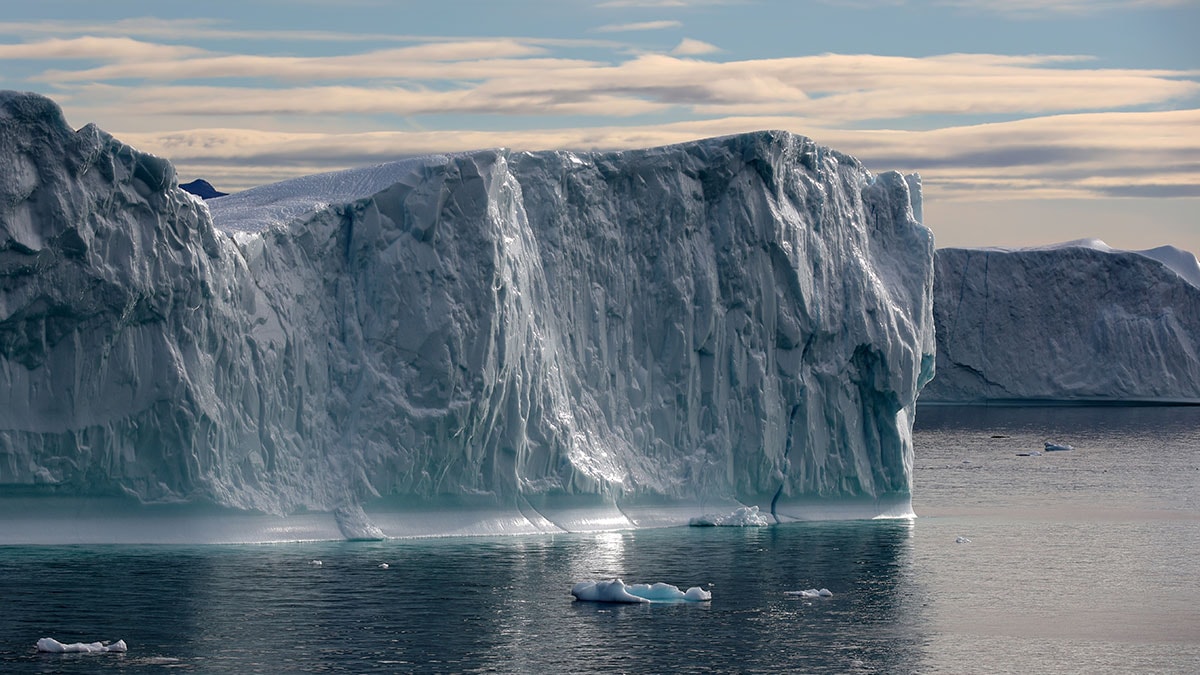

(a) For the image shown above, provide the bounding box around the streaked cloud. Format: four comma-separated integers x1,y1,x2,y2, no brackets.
671,38,721,55
0,37,204,61
594,20,683,32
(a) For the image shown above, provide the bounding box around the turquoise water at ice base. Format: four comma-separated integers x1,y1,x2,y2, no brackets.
1,405,1198,673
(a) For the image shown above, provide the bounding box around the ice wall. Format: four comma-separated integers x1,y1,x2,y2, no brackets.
925,241,1200,403
0,91,935,539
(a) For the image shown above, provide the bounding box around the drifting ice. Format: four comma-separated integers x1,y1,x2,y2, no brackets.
0,91,935,543
785,588,833,598
571,579,712,603
689,505,771,527
36,638,127,653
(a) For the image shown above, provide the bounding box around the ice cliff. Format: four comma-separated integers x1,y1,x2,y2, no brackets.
0,91,934,540
925,240,1200,403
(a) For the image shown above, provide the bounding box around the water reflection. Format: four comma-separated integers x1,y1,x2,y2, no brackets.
1,522,925,673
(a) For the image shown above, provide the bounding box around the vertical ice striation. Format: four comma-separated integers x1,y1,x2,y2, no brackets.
0,91,934,539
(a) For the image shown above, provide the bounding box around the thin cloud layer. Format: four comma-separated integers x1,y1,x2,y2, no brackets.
1,15,1195,209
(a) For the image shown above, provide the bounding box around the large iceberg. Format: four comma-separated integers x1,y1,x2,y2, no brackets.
925,239,1200,403
0,91,934,543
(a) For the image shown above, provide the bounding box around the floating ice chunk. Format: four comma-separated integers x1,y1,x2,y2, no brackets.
37,638,127,653
571,579,711,603
689,505,771,527
378,563,389,569
956,536,972,544
310,560,323,567
785,588,833,599
1044,442,1074,452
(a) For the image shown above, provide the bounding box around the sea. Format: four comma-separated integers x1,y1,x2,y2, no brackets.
1,405,1197,673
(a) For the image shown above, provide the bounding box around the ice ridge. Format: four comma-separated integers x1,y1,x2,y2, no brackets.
0,91,935,540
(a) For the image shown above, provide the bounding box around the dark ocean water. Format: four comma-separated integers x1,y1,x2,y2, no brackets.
1,406,1198,673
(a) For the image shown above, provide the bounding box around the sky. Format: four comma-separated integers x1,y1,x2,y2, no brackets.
1,0,1197,252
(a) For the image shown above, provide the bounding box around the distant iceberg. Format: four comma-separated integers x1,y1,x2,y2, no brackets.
925,240,1200,404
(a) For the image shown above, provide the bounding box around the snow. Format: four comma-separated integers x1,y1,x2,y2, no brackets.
0,91,935,543
571,579,712,603
689,505,771,527
37,638,127,653
926,240,1200,403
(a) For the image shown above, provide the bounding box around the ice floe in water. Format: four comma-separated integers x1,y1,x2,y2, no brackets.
956,536,972,544
571,579,712,603
785,588,833,599
688,506,771,527
37,638,127,653
310,560,323,567
1044,442,1074,452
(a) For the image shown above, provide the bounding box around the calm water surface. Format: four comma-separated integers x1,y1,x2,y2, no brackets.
1,406,1197,673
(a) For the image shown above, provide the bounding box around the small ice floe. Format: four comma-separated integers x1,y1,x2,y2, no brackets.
689,505,770,527
309,560,323,567
1044,442,1074,452
37,637,127,653
378,563,389,569
785,588,833,599
571,579,712,604
956,536,972,544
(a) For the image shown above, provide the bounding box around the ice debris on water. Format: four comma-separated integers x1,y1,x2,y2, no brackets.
956,536,972,544
378,563,389,569
689,505,771,527
785,588,833,599
1043,442,1074,452
37,638,127,653
571,579,712,603
310,560,323,567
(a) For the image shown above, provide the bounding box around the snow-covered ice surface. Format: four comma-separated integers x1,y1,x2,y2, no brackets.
0,91,935,543
925,240,1200,404
571,579,712,603
36,638,127,653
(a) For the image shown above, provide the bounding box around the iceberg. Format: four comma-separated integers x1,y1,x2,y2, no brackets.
571,579,712,603
925,240,1200,404
784,588,832,598
36,638,127,653
0,91,935,543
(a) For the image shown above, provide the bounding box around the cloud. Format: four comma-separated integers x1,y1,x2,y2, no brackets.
113,108,1200,205
31,46,1197,127
0,36,204,61
939,0,1193,15
594,20,683,32
821,0,1193,14
671,38,721,55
